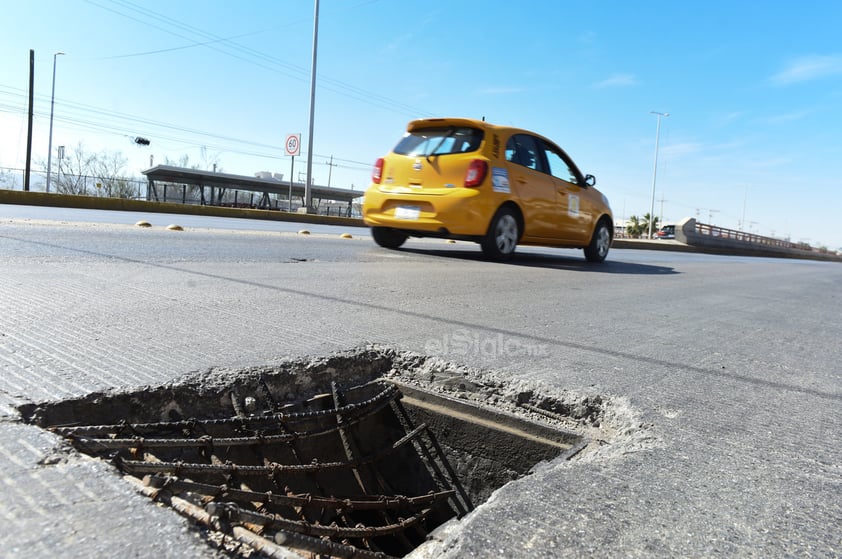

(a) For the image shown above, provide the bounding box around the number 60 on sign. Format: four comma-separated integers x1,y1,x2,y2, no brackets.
285,134,301,157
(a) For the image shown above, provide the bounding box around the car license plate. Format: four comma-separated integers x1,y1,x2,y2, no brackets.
395,206,421,220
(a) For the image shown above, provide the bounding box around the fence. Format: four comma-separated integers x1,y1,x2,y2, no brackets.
0,166,146,199
2,166,362,219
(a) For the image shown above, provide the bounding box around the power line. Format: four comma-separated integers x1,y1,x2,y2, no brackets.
88,0,433,117
3,2,414,177
100,28,275,60
0,86,374,170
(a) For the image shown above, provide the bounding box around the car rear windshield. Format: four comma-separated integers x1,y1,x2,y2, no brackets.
393,127,484,157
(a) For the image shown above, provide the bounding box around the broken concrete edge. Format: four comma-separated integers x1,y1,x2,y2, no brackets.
17,345,657,465
12,345,659,558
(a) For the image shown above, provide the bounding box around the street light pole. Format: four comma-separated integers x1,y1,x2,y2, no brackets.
45,51,64,193
648,111,669,239
304,0,319,212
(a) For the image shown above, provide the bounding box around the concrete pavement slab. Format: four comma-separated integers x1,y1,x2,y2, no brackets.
1,217,840,557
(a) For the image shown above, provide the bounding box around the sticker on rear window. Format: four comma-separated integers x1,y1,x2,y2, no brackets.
492,167,510,193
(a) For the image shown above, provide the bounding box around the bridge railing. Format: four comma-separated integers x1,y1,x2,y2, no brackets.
681,218,829,256
692,222,803,249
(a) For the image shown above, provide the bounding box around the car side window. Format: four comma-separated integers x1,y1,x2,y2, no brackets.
541,140,578,184
505,134,543,172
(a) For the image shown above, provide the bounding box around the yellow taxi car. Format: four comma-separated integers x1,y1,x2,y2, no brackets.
362,117,613,262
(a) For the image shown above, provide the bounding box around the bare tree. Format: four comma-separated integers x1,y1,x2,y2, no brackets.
88,150,136,198
43,143,135,198
199,146,222,173
0,168,20,190
165,154,192,168
53,142,95,195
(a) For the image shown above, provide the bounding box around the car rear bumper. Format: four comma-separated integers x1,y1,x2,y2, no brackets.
362,187,494,236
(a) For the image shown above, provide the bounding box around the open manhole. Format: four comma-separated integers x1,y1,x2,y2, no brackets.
21,348,609,559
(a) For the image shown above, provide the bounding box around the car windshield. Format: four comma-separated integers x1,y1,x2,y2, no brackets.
394,127,483,157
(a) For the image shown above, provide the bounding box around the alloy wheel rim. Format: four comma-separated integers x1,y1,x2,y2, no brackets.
597,226,610,256
496,215,518,254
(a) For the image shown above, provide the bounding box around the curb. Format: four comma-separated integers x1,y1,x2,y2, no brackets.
0,190,363,228
3,190,839,262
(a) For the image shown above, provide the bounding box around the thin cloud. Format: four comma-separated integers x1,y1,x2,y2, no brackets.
745,155,792,169
771,54,842,84
759,110,811,124
593,73,639,89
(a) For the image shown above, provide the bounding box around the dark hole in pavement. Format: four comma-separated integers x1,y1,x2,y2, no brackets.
21,349,596,559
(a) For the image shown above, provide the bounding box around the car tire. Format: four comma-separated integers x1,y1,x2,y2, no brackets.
371,227,408,249
584,219,611,263
481,207,519,261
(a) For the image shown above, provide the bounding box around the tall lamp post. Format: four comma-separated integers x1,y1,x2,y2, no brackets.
648,111,669,239
45,51,64,193
304,0,319,212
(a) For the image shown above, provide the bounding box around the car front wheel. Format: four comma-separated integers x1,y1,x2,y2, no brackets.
481,207,519,260
584,219,611,263
371,227,408,249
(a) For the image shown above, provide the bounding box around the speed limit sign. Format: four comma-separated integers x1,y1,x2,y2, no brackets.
285,134,301,157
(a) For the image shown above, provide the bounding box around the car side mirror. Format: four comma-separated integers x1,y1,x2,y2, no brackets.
584,174,596,187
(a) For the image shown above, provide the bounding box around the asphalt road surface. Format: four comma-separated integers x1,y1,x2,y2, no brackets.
0,208,840,558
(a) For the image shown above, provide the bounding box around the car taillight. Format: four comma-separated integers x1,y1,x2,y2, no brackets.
372,158,384,184
464,159,488,187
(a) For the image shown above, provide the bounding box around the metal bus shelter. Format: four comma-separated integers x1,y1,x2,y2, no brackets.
142,165,360,214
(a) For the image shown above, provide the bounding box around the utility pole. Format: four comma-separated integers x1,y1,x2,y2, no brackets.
325,155,337,187
24,50,34,192
658,194,668,226
57,145,64,191
740,185,749,230
708,209,720,224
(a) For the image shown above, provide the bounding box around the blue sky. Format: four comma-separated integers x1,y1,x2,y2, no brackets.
2,0,841,249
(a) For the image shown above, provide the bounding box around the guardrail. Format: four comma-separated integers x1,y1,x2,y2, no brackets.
693,222,802,250
679,217,839,261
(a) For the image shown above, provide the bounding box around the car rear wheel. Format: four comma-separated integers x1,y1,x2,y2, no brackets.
584,219,611,263
371,227,408,249
481,207,519,260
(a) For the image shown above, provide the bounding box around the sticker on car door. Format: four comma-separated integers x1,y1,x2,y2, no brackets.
568,194,580,217
492,167,510,193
